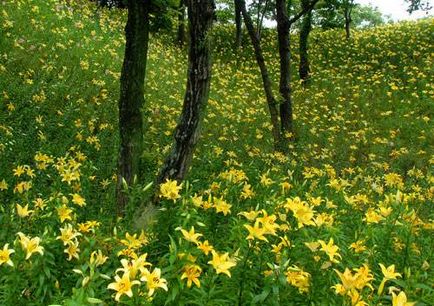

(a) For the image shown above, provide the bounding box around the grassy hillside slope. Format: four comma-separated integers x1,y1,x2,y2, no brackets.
0,0,433,305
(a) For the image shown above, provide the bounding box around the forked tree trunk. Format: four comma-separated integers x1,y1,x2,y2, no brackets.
177,0,186,46
255,0,261,34
157,0,215,185
276,0,293,141
299,0,312,85
116,0,150,214
237,0,281,149
257,0,269,40
234,0,242,49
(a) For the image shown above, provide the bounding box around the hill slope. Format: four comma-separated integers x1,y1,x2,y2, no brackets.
0,0,433,305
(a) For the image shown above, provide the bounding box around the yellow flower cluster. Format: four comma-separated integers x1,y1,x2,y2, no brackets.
108,253,167,301
179,226,237,281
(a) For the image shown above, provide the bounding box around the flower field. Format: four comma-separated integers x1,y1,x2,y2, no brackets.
0,0,433,305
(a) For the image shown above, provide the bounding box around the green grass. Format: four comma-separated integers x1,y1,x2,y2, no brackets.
0,0,433,305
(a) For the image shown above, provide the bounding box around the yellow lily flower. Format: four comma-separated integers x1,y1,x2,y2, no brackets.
391,291,416,306
244,222,269,242
318,238,342,263
378,264,401,295
180,226,203,245
107,272,140,302
159,179,182,201
140,267,168,296
0,244,15,266
56,204,73,223
17,232,44,260
208,250,237,277
56,224,81,245
197,240,214,255
16,203,33,218
181,264,202,288
64,240,80,261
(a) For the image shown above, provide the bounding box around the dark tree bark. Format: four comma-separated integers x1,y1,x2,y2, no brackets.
116,0,150,213
299,0,312,85
344,12,351,39
344,1,353,40
157,0,215,185
234,0,242,49
276,0,318,140
276,0,293,140
177,0,186,46
237,0,281,148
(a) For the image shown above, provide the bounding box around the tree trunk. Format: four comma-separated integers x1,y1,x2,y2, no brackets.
234,0,242,49
257,0,269,40
237,0,281,149
276,0,293,142
345,15,351,40
344,6,352,40
157,0,215,185
116,0,150,214
255,0,261,35
177,0,186,46
299,0,312,85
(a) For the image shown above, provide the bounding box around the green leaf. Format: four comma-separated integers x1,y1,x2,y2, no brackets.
252,288,271,304
87,297,104,304
414,283,434,292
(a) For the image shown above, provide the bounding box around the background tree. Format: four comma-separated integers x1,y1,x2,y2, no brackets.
351,4,389,28
157,0,216,185
176,0,186,46
252,0,272,39
312,0,341,29
214,0,243,49
236,0,282,149
236,0,318,150
299,0,313,84
235,0,243,49
215,0,235,23
313,1,388,33
342,0,355,39
276,0,318,142
405,0,432,13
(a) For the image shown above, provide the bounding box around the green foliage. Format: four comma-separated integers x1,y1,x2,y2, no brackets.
215,0,235,24
351,4,391,28
0,0,433,305
405,0,432,13
97,0,179,32
313,0,389,29
149,0,179,31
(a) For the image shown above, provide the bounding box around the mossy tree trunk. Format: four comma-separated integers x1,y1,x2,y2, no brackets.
237,0,282,149
299,0,312,85
116,0,149,214
157,0,215,185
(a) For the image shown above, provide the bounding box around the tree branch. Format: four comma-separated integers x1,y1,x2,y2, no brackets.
288,0,319,25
